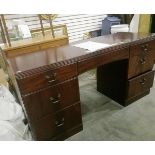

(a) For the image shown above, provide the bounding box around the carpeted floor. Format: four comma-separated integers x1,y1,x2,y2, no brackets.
66,69,155,141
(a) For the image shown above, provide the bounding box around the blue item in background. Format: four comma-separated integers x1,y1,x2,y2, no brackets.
101,17,121,35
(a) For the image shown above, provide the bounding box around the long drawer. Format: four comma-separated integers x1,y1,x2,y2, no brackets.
30,103,82,141
22,78,80,121
78,48,129,74
128,41,154,78
128,70,155,98
17,63,77,95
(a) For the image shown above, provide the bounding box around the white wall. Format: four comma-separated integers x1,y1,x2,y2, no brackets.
4,14,107,43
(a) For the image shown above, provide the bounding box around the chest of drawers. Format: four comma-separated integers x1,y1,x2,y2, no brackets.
16,63,82,140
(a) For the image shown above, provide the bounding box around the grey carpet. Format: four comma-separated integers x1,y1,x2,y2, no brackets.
66,70,155,141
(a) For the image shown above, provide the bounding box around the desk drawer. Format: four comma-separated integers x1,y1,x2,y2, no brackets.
22,78,80,121
128,70,155,98
30,103,82,140
128,42,154,78
78,48,129,74
78,54,101,74
17,63,77,94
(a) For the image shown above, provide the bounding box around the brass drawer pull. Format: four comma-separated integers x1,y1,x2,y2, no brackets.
144,48,148,52
141,44,149,48
52,100,60,104
49,97,60,104
45,73,57,82
140,58,146,64
45,75,51,79
141,44,151,52
49,93,61,104
139,78,146,85
48,79,56,83
55,118,64,127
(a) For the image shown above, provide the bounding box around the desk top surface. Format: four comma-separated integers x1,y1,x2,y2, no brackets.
7,32,155,74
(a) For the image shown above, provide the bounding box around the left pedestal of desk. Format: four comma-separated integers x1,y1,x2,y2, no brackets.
15,63,83,140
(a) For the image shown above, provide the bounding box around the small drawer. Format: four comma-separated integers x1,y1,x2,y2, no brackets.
17,63,77,94
30,103,82,140
128,70,155,98
22,78,80,121
128,42,154,78
130,42,152,56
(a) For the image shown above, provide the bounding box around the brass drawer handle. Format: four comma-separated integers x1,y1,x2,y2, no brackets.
140,58,146,64
144,48,148,52
49,98,60,104
141,44,149,48
55,118,64,127
139,78,146,85
49,94,61,104
48,79,56,83
45,72,57,82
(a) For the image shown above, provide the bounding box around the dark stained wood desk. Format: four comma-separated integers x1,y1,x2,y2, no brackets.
5,32,155,140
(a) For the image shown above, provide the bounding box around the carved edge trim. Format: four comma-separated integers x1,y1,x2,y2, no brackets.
16,35,155,80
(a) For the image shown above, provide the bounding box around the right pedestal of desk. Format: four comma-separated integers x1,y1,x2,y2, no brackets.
97,40,155,106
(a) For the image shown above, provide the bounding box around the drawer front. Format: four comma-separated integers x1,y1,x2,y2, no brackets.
128,42,154,78
22,78,80,121
128,70,155,98
78,48,129,74
30,103,82,140
78,54,101,74
17,63,77,94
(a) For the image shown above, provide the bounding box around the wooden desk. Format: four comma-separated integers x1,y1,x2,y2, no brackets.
5,32,155,140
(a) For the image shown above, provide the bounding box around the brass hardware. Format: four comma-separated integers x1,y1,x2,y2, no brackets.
55,118,64,127
141,43,151,52
139,78,146,85
49,93,61,103
52,100,60,104
143,48,151,53
48,79,56,83
45,73,57,83
144,48,148,52
45,75,51,79
140,58,146,64
141,44,148,48
49,97,54,101
45,72,57,79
